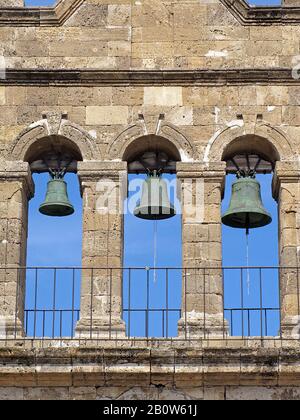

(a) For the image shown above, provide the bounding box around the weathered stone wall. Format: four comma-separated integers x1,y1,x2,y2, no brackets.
0,343,300,400
2,385,300,400
1,83,300,162
0,0,299,70
0,0,300,400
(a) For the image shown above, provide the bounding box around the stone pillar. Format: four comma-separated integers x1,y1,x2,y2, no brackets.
76,161,127,338
282,0,299,6
273,161,300,338
0,162,34,338
177,162,227,338
0,1,25,6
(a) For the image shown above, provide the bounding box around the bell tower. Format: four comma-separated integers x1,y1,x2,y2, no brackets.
1,0,300,401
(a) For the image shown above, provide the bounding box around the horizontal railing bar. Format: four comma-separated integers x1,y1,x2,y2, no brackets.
224,308,280,311
25,309,80,312
123,309,180,312
25,308,280,312
15,265,284,341
0,266,296,270
1,337,297,342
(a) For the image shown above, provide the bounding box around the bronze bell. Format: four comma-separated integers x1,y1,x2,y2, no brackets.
222,175,272,230
39,178,75,217
134,171,176,220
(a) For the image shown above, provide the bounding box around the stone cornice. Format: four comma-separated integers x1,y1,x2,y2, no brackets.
273,161,300,200
0,0,85,26
0,161,34,198
1,0,300,26
176,162,226,181
220,0,300,25
0,68,298,86
0,344,299,387
78,161,127,180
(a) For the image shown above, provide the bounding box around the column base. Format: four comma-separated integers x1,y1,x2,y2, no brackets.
0,316,25,339
75,316,126,339
281,316,300,339
178,312,229,339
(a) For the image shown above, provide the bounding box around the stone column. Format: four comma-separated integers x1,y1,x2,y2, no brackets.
0,1,24,6
0,161,34,338
177,162,227,338
282,0,299,6
273,161,300,338
76,161,127,338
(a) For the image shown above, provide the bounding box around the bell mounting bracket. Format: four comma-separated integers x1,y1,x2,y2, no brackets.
226,153,273,177
43,153,73,180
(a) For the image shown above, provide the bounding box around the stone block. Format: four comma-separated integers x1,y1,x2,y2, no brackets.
0,1,24,6
144,87,183,106
86,106,129,125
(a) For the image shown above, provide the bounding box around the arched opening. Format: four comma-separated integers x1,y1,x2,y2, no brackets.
122,135,182,338
24,135,83,338
221,135,280,337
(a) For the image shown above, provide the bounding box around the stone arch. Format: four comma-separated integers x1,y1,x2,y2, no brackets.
205,122,294,164
108,119,197,162
10,112,98,162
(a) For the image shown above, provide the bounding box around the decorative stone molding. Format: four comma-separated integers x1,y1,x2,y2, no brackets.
177,162,226,181
2,0,300,26
1,69,300,86
77,161,127,194
0,161,34,199
78,161,127,179
109,119,197,162
0,345,299,388
0,0,85,26
0,1,24,6
220,0,300,26
273,161,300,201
205,121,294,163
10,113,97,162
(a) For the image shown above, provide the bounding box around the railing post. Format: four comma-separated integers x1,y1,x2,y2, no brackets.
176,162,228,339
75,161,126,339
0,162,34,338
273,162,300,338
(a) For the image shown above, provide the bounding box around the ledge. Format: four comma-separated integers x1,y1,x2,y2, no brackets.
0,0,85,26
0,342,300,387
0,68,299,86
1,1,300,26
220,0,300,26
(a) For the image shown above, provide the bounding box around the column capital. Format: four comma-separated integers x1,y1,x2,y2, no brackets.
283,0,300,7
176,162,226,182
78,161,127,182
0,1,25,6
0,161,34,199
273,161,300,200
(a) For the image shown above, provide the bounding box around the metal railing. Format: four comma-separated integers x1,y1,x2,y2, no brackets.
0,266,289,341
